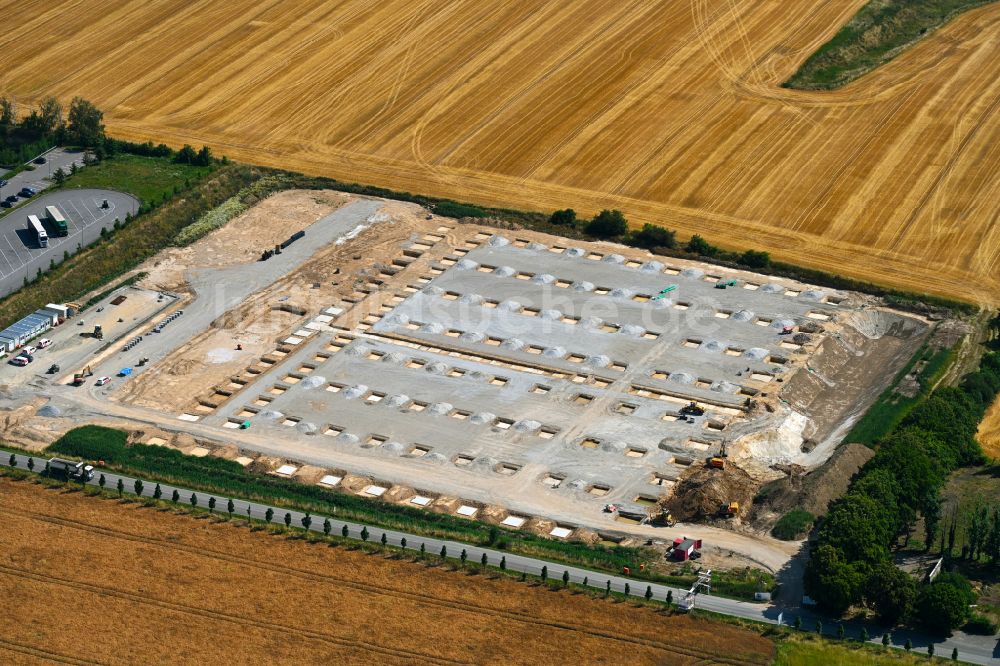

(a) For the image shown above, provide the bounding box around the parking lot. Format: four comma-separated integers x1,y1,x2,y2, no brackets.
0,147,86,205
0,188,139,298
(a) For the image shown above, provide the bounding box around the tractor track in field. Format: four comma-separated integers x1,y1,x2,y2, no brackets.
0,637,103,666
4,1,1000,303
0,503,770,666
0,564,468,666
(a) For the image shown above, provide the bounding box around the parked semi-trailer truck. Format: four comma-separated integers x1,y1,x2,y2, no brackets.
45,205,68,236
27,214,47,247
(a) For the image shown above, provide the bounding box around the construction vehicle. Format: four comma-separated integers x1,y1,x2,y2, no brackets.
721,501,739,518
72,366,93,386
650,507,676,526
708,457,726,469
47,364,60,374
678,570,712,611
137,357,149,366
714,279,737,289
680,401,705,416
47,457,94,482
93,325,103,340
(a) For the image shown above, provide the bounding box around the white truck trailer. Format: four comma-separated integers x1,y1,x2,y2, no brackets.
27,214,48,248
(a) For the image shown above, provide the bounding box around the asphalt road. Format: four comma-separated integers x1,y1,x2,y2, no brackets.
0,188,138,298
1,453,996,664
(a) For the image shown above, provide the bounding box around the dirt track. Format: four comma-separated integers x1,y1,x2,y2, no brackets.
0,475,774,665
0,1,998,303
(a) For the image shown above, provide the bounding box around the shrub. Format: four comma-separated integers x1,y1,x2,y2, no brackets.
433,200,487,219
172,174,289,246
628,223,676,250
50,425,127,462
548,208,577,226
584,209,627,238
172,195,248,246
738,249,771,269
915,578,972,634
772,509,814,540
963,614,997,636
685,234,716,256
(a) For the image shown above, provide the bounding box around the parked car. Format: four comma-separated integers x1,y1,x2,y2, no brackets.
19,188,34,198
34,156,46,165
37,338,52,348
20,345,37,356
0,201,11,208
5,195,18,202
8,356,29,367
0,178,8,186
95,376,111,386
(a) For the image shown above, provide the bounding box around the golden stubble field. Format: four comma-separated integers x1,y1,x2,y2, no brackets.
0,475,774,665
978,396,1000,460
1,0,999,303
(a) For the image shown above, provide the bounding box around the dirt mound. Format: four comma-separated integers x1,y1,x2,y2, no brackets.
751,443,875,529
166,359,199,376
665,463,757,522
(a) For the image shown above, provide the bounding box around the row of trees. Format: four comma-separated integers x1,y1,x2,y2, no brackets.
0,95,217,167
0,96,105,152
547,207,772,270
804,352,1000,632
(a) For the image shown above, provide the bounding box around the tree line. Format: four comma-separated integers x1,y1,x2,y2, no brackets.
0,95,215,167
0,96,103,165
804,351,1000,634
546,207,772,270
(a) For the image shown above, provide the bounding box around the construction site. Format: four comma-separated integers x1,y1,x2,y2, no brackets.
0,190,930,569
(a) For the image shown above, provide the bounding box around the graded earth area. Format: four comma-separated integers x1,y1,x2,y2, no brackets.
1,1,999,303
0,475,775,665
0,189,928,572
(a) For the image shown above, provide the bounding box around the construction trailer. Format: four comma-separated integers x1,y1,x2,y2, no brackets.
0,335,17,353
33,308,60,327
0,311,54,348
42,303,70,322
670,536,702,561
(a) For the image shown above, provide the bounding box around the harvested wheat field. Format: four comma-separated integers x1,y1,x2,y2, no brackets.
977,396,1000,460
0,475,773,665
2,1,1000,302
